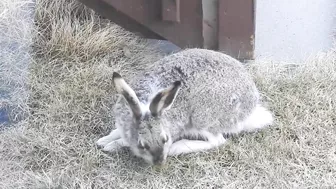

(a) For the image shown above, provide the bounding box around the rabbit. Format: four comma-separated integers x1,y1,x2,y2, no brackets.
96,48,274,165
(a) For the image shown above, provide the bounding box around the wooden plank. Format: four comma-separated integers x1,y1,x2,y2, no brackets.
80,0,204,48
78,0,164,39
202,0,218,50
162,0,180,22
218,0,255,60
79,0,255,60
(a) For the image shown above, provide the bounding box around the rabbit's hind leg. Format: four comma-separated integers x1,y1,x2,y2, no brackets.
239,104,273,132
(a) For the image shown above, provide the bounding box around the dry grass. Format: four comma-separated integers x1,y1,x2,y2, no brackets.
0,0,33,125
1,0,336,188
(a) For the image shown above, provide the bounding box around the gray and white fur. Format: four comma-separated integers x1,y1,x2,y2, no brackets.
96,48,274,165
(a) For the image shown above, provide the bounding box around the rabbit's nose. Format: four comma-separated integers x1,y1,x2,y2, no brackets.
153,155,164,165
154,160,163,166
153,158,162,165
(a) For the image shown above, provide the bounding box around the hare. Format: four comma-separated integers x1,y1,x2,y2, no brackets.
96,48,273,165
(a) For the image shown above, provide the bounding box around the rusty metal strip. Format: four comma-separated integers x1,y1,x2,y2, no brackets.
218,0,255,60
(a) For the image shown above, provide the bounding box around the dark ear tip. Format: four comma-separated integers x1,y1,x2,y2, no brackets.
113,72,122,79
173,81,182,87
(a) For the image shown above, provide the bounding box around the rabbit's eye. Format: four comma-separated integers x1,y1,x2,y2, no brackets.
138,140,150,150
138,141,145,149
162,135,169,143
144,143,150,150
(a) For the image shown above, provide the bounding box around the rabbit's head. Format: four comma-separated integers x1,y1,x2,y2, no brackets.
112,72,181,165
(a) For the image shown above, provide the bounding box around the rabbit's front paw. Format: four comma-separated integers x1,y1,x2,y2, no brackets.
102,139,129,152
96,129,121,148
168,143,184,156
96,136,113,148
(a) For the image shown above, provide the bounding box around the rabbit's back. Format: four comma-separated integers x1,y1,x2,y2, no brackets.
135,49,260,134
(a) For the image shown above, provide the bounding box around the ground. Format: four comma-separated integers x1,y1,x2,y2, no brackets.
0,0,335,188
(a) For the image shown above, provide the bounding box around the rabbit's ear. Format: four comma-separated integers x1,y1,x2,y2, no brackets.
149,81,181,116
112,72,142,119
